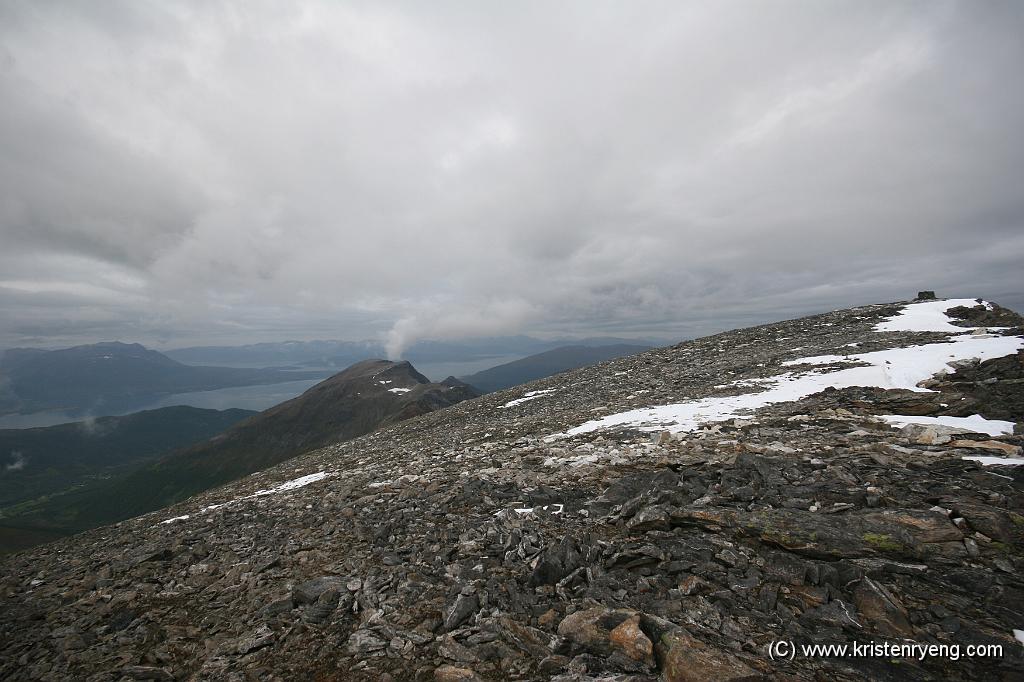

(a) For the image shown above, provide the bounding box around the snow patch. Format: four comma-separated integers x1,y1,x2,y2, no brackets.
252,472,330,497
965,457,1024,467
501,388,557,408
509,503,564,515
547,452,601,467
197,471,332,515
880,414,1015,437
560,334,1022,436
160,515,190,524
874,299,984,333
388,387,412,393
541,449,630,467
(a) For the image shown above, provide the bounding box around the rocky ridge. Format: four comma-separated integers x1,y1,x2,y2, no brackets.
19,359,480,536
2,297,1024,681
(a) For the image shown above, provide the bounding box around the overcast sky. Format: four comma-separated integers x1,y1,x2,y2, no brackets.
1,1,1021,356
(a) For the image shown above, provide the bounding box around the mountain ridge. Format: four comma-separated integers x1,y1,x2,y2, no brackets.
5,359,479,542
0,341,326,417
3,297,1023,680
459,343,654,393
0,405,256,554
164,336,664,370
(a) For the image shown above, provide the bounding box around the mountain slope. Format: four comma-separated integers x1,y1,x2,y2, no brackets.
0,341,325,416
0,406,256,509
27,360,479,535
459,343,653,393
0,406,255,554
3,298,1024,681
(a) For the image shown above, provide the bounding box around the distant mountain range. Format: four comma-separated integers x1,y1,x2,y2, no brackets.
0,359,477,552
164,339,383,368
459,343,653,393
165,335,663,368
0,405,255,553
0,342,325,417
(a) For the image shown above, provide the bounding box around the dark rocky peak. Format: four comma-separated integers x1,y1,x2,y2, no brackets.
328,358,426,382
293,359,435,402
365,359,432,388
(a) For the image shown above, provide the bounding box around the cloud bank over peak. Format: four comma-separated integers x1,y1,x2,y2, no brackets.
1,2,1022,351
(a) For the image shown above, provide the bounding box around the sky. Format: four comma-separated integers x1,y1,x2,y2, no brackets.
0,1,1021,358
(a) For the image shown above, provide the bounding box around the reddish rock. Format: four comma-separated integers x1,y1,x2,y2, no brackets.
558,606,655,664
853,577,912,637
659,629,763,682
434,665,483,682
609,613,655,666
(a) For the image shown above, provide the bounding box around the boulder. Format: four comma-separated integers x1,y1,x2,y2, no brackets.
627,505,672,532
347,629,387,655
529,535,584,585
235,624,275,655
557,606,653,664
434,666,483,682
609,614,655,666
658,629,762,682
292,576,345,605
125,667,174,682
443,590,479,631
853,577,912,637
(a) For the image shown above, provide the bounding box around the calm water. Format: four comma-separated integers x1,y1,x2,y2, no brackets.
145,378,327,411
0,378,326,430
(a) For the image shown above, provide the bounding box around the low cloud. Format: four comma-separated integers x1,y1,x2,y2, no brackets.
77,416,113,438
385,299,538,359
4,451,26,472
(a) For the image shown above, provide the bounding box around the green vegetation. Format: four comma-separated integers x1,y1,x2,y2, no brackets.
0,406,254,553
862,532,906,552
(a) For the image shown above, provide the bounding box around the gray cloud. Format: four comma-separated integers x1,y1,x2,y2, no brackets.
0,1,1021,354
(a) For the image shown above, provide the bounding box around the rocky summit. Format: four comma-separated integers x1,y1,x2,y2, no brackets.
2,297,1024,681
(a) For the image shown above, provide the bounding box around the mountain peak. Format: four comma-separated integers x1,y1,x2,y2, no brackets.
314,358,433,392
